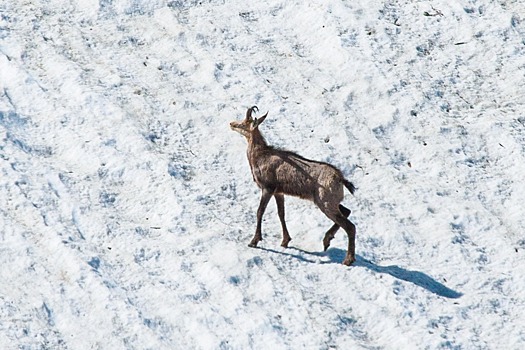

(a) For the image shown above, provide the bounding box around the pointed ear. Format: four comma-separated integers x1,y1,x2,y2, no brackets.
252,112,268,128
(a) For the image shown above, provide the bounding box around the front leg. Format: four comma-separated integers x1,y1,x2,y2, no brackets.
274,193,291,247
249,188,273,247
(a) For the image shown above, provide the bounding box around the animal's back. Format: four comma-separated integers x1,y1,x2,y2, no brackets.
265,149,344,200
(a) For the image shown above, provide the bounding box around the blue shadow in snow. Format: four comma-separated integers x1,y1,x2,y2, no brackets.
257,246,319,264
257,246,462,299
326,248,463,299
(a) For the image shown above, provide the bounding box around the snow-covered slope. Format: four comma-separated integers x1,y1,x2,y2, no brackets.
1,0,525,348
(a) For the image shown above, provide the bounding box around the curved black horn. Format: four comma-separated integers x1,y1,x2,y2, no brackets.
246,106,258,120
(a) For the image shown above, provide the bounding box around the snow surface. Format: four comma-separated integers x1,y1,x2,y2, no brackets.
1,0,525,349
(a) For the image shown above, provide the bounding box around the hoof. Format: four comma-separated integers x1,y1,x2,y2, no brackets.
280,238,291,248
342,257,356,266
248,238,261,248
323,234,334,252
323,239,331,251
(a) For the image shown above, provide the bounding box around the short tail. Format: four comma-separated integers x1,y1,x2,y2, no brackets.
343,179,356,195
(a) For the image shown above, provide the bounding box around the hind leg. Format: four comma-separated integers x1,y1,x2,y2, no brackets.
320,205,356,266
341,218,357,266
323,204,351,251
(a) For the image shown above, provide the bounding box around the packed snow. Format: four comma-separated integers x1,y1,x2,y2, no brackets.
1,0,525,349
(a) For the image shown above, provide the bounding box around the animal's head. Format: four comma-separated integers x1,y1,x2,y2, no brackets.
230,106,268,138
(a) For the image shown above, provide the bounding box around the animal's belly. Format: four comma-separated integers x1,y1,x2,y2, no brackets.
275,183,313,200
252,167,315,200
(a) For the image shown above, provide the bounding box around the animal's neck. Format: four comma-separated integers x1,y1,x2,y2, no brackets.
246,129,269,168
247,129,268,150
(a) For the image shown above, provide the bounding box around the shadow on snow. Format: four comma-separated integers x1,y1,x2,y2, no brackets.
257,246,463,299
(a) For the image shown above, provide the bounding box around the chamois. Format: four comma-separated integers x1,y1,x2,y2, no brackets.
230,106,357,266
